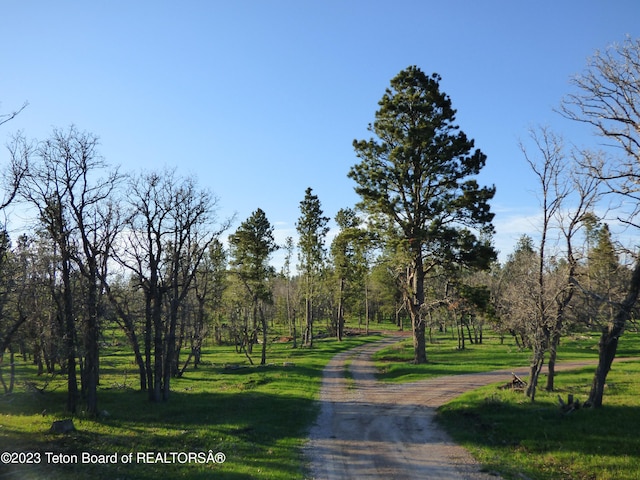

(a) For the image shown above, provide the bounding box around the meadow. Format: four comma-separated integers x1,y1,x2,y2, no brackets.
0,332,381,480
1,328,639,479
374,331,640,480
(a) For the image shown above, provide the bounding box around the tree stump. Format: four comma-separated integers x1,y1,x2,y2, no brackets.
558,394,581,414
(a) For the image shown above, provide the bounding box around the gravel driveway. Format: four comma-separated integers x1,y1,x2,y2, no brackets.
305,335,603,480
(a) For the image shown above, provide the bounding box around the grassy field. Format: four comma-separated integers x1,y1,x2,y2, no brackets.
438,360,640,480
375,330,640,479
2,329,639,479
0,332,382,480
372,331,635,382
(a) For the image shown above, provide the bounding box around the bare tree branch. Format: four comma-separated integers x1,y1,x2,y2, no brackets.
0,101,28,128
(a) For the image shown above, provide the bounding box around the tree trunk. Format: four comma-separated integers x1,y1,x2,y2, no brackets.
304,295,313,347
588,261,640,407
151,292,163,403
61,256,78,414
365,281,370,335
526,353,544,402
526,327,549,401
337,277,345,341
103,280,147,391
465,318,473,344
9,350,15,393
412,313,427,364
83,274,99,416
408,255,427,364
260,305,267,366
546,329,561,391
162,297,179,402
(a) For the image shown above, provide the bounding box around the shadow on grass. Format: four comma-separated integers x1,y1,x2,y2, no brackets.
438,397,640,479
0,385,317,480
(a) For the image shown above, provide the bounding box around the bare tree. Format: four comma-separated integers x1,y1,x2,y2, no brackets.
519,128,598,400
178,239,227,374
2,132,30,212
119,168,229,402
19,128,80,412
520,128,568,401
546,151,599,391
19,126,120,415
561,36,640,407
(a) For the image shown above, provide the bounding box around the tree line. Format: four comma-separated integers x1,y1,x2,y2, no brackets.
1,37,639,414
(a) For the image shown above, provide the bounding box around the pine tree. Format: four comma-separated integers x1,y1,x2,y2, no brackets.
296,188,329,347
349,66,495,363
229,208,278,365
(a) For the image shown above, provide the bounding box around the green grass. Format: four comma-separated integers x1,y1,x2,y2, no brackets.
435,332,640,480
0,333,381,480
374,331,640,479
374,334,534,382
3,329,639,479
373,331,640,382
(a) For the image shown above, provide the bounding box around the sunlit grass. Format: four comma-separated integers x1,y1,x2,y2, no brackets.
374,334,534,382
437,360,640,480
373,331,640,382
0,333,382,479
375,330,640,479
2,328,639,479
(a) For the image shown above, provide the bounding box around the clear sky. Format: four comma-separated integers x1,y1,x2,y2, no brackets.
1,1,639,265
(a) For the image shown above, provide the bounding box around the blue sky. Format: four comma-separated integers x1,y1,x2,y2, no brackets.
1,1,639,265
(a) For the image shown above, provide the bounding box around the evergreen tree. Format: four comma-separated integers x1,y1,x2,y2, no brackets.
349,66,495,363
296,188,329,347
229,208,278,365
330,208,370,340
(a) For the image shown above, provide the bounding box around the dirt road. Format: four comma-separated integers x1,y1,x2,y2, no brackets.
305,335,602,480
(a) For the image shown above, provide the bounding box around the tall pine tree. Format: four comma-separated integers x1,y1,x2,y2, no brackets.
349,66,495,363
296,188,329,347
229,208,278,365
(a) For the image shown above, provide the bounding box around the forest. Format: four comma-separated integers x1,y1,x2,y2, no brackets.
1,36,640,424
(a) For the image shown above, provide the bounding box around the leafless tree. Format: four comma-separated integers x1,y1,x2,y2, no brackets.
18,126,120,415
519,127,598,400
2,132,30,212
520,127,569,400
119,168,230,402
546,152,599,391
561,36,640,407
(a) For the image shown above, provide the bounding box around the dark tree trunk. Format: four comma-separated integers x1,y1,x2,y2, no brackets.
337,277,345,341
82,266,100,417
588,261,640,407
304,296,313,347
408,253,427,364
526,328,549,401
163,298,178,401
143,295,153,397
153,298,163,402
62,257,78,414
259,305,267,366
546,328,561,392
